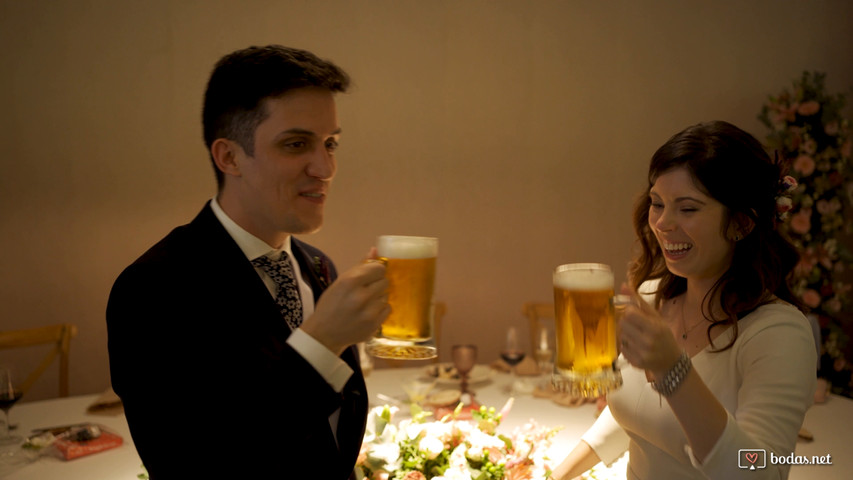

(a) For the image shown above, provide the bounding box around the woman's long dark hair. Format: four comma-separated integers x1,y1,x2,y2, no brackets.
628,121,803,351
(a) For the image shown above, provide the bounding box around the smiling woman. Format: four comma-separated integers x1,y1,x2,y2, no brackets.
648,167,738,286
550,121,817,480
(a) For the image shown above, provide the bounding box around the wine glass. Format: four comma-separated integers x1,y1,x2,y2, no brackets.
534,326,553,374
501,327,524,394
451,345,478,400
401,379,436,408
500,327,526,376
0,367,23,446
533,327,554,390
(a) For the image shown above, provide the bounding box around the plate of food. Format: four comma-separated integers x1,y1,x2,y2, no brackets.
423,363,495,385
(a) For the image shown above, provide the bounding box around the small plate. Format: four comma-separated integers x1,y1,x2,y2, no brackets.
424,363,495,385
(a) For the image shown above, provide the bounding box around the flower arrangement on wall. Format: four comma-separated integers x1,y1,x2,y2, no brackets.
758,71,853,397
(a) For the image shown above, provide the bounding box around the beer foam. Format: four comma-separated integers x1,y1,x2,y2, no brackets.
553,264,613,290
377,235,438,259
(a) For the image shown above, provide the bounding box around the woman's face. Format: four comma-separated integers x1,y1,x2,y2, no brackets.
648,167,735,285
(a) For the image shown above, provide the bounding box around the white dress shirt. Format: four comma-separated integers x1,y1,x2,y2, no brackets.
209,198,354,441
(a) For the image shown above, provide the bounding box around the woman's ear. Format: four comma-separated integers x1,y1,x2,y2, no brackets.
727,212,755,241
210,138,242,178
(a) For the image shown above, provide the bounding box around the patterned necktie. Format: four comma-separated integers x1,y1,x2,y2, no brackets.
252,252,303,329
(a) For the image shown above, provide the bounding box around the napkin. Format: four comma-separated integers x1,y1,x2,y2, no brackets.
86,387,124,416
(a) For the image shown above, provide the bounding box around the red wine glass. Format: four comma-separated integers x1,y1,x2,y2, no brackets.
0,367,23,445
500,327,526,377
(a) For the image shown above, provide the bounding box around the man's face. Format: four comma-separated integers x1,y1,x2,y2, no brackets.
224,87,340,247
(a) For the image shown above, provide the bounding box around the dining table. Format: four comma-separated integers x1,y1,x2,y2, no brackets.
0,365,851,479
365,365,853,480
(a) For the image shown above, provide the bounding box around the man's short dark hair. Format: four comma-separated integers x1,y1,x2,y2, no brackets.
202,45,350,188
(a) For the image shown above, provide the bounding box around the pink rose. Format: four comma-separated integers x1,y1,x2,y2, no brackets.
825,122,839,136
772,105,797,123
790,209,812,235
401,472,427,480
776,196,793,215
825,297,842,314
802,138,817,155
816,199,840,215
794,251,817,277
801,289,822,308
797,100,821,116
841,140,852,159
793,155,815,176
781,175,798,191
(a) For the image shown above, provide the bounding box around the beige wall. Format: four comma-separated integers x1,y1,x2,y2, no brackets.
1,0,852,401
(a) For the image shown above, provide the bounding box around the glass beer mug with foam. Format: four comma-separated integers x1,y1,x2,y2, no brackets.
365,235,438,360
551,263,625,397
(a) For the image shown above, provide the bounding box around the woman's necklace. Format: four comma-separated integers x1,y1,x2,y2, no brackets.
679,297,705,339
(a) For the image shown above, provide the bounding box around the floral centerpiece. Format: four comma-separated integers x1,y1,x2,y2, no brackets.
356,400,562,480
758,71,853,397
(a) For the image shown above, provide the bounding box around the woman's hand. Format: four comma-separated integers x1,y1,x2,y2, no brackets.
617,288,682,381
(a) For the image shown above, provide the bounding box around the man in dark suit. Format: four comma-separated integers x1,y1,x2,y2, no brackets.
106,45,389,479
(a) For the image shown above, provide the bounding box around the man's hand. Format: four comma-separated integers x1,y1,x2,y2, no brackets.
300,259,390,355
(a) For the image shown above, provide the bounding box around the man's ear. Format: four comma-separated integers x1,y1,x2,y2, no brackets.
727,212,755,241
210,138,242,178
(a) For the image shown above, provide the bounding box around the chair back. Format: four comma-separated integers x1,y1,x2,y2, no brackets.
0,324,78,397
522,302,554,354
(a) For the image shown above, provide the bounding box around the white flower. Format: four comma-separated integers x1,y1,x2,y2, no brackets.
364,405,399,443
422,419,453,443
367,442,401,471
419,435,445,460
447,444,469,470
466,427,505,451
465,445,483,462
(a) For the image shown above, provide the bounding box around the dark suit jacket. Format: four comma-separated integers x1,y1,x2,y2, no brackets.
107,203,367,479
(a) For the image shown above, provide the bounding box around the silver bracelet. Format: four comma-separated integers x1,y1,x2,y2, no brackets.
651,351,691,397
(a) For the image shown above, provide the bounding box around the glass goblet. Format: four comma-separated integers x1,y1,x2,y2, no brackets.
451,345,478,399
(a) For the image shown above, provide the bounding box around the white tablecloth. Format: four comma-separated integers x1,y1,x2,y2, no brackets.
1,367,851,479
0,394,142,479
364,365,853,480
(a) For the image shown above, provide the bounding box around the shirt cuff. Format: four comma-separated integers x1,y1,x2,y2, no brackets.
287,329,353,392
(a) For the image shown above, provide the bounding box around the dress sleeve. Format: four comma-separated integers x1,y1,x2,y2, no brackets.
686,310,816,479
580,406,631,466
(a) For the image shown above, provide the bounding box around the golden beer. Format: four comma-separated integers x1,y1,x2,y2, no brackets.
552,263,622,396
380,256,436,340
366,235,438,360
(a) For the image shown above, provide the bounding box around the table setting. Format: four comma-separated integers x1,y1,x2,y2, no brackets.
362,344,853,480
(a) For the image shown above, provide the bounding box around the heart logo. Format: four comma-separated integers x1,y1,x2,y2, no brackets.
745,452,758,464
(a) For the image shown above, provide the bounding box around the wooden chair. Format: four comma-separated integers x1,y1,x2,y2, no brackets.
0,324,78,397
522,302,554,354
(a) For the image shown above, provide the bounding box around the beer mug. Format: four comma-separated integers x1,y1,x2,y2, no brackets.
365,235,438,360
551,263,626,397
